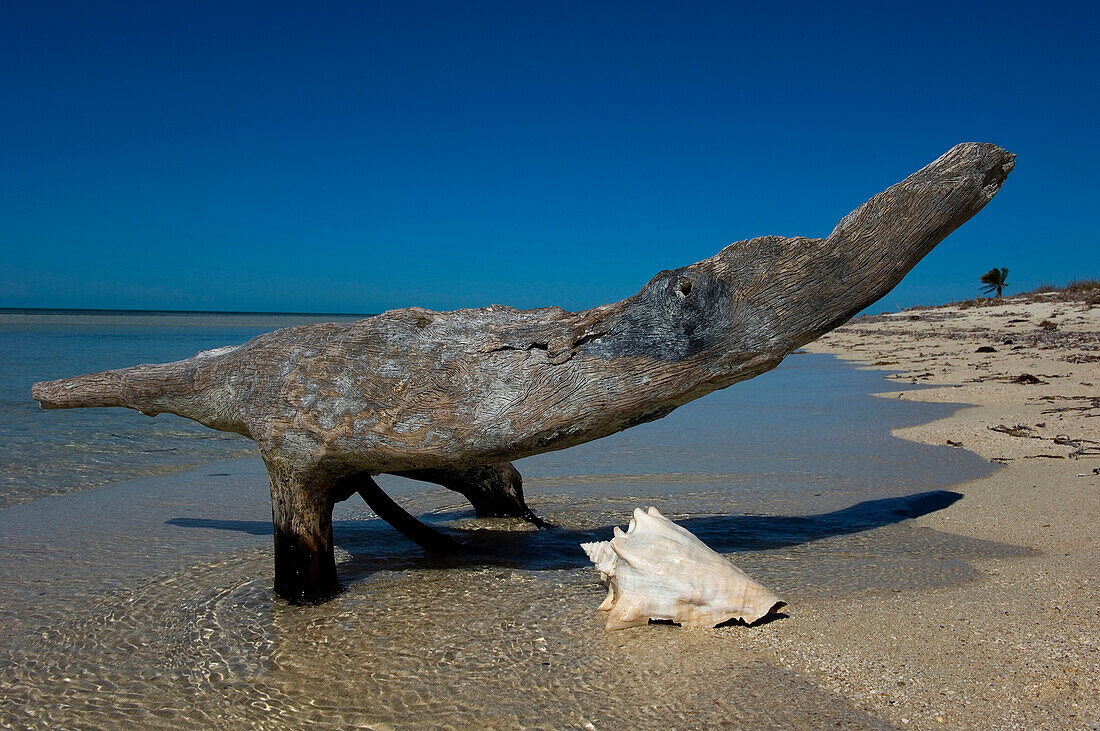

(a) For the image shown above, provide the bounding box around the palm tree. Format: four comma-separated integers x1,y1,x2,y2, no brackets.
980,267,1009,298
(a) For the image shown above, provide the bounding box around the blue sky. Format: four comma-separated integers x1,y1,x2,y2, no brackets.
1,1,1097,314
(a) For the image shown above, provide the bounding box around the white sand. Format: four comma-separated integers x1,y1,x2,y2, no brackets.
747,291,1100,729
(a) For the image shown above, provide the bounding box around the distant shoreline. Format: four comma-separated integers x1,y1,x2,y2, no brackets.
0,306,374,318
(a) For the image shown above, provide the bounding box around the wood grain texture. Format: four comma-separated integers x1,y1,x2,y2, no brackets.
32,142,1015,602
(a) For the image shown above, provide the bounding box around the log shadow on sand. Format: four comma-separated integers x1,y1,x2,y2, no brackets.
166,488,1011,589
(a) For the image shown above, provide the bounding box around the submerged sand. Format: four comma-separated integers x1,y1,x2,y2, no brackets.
790,289,1100,728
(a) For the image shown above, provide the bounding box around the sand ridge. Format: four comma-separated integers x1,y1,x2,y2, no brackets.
771,290,1100,729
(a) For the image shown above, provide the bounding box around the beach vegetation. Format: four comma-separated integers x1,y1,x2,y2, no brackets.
979,267,1009,298
1026,279,1100,295
1065,278,1100,292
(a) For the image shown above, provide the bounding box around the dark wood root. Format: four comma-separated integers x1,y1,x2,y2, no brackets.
393,462,547,526
342,473,465,555
266,462,341,604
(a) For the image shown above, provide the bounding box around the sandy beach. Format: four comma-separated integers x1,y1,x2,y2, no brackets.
770,288,1100,729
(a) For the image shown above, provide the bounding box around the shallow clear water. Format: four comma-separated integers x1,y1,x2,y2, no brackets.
0,310,1018,728
0,310,361,508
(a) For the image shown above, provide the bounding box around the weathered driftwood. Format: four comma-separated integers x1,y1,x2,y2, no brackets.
33,142,1014,603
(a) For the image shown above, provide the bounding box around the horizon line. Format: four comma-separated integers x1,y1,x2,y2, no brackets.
0,306,376,318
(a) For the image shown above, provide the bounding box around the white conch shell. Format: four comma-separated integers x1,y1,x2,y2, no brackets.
580,507,784,630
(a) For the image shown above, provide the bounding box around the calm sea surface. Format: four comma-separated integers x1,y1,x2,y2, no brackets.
0,310,1014,728
1,309,368,509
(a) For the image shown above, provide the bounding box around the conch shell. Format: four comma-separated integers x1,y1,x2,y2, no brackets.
581,507,784,630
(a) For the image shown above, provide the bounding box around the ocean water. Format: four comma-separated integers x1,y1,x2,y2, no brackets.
0,310,1016,728
0,309,363,509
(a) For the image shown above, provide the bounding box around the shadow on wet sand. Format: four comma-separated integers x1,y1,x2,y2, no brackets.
167,488,965,573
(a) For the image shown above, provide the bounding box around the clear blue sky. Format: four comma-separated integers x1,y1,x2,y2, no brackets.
1,1,1096,314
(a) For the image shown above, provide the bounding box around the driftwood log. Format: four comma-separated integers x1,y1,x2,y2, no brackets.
33,142,1014,603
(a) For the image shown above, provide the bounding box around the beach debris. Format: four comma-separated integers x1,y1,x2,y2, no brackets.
969,372,1062,385
29,142,1015,604
988,423,1038,438
581,507,784,630
1076,468,1100,477
1052,435,1100,459
986,425,1100,458
976,346,997,353
1039,395,1100,416
946,439,964,447
885,371,934,381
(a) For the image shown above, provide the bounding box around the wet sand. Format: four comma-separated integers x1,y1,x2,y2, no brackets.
796,289,1100,729
0,455,1021,730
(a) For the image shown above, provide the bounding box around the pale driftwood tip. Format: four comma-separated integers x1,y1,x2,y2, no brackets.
31,380,58,409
